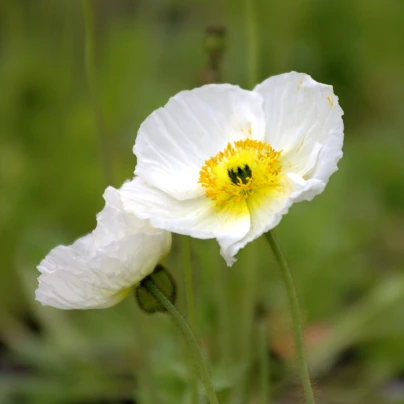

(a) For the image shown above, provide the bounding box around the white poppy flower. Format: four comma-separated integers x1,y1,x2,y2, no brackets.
121,72,344,266
36,186,172,309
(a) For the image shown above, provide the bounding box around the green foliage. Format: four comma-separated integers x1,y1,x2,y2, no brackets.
0,0,403,403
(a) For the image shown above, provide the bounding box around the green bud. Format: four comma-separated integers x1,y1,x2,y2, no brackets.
204,24,226,57
136,264,176,314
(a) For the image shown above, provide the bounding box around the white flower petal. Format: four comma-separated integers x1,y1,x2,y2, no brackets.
127,73,343,266
36,240,130,310
254,72,344,183
36,187,171,310
134,84,266,200
121,177,250,263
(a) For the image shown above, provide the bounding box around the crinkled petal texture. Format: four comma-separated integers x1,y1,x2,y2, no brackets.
254,72,344,184
134,84,266,200
124,72,343,266
121,177,250,264
36,187,172,309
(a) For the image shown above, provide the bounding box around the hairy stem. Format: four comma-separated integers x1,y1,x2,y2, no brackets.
82,0,112,187
259,321,271,404
182,236,199,404
244,0,259,88
143,278,220,404
265,231,315,404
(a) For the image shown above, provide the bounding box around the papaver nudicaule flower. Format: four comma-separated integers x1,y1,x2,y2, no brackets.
36,186,171,309
121,72,344,266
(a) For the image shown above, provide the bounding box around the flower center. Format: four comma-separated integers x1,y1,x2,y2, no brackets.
228,164,252,185
199,139,283,211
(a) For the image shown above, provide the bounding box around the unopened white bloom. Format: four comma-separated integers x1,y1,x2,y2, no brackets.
121,72,344,266
36,186,171,309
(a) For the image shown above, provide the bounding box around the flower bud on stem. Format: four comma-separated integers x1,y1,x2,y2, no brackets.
139,271,220,404
136,265,176,313
203,25,226,84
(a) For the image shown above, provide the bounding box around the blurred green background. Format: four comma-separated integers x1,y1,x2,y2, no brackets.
1,0,404,403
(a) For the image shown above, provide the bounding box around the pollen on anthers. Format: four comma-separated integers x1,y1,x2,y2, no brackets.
198,139,283,208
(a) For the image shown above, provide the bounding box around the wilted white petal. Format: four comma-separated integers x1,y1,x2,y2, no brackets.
36,187,171,309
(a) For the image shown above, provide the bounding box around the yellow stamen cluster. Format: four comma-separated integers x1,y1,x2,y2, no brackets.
199,139,283,212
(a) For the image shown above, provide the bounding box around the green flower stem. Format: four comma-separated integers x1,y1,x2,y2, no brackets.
143,278,220,404
182,236,197,330
264,232,315,404
259,321,271,404
82,0,112,187
181,236,199,404
244,0,259,88
235,245,259,403
216,257,231,365
132,308,157,404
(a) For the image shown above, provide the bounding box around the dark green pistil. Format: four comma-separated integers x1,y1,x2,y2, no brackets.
228,164,252,185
